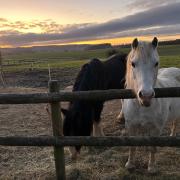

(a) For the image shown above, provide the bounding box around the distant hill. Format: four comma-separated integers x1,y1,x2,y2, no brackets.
1,44,90,55
85,43,112,50
159,39,180,46
1,39,180,55
1,43,113,55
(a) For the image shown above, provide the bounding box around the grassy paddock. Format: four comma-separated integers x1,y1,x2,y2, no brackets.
2,44,180,72
0,45,179,179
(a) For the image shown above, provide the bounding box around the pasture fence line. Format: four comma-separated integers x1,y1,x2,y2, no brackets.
0,87,180,104
0,80,180,180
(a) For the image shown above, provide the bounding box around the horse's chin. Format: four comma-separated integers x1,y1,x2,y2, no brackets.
138,98,152,107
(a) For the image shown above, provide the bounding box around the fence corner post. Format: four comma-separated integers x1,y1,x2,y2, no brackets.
49,80,66,180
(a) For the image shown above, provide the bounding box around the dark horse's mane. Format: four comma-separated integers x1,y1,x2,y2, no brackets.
73,58,105,92
63,53,127,150
73,53,127,92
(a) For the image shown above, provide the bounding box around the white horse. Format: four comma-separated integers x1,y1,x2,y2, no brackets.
122,37,180,173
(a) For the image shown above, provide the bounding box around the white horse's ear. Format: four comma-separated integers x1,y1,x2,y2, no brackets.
152,37,158,48
132,38,138,49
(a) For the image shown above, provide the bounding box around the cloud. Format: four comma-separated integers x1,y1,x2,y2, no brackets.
0,18,8,22
0,18,93,35
1,1,180,46
105,25,180,39
127,0,179,10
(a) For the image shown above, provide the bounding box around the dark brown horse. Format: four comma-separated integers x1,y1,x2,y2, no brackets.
61,53,127,159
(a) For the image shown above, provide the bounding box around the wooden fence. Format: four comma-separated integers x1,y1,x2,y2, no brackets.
0,80,180,180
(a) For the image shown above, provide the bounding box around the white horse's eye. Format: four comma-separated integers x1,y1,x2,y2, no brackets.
131,62,136,68
155,62,159,67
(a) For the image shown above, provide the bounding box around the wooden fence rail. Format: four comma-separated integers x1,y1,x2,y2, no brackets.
0,136,180,147
0,87,180,104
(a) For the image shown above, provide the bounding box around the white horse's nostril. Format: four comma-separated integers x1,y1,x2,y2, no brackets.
138,90,155,106
138,90,155,99
139,91,143,98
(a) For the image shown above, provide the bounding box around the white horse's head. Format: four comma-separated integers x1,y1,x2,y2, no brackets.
126,37,159,107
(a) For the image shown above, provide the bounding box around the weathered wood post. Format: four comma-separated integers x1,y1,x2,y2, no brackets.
49,80,66,180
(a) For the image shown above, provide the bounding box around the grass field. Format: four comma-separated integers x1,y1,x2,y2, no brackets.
2,44,180,72
0,45,180,179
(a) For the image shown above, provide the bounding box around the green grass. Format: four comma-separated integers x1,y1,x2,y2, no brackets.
3,60,87,72
160,56,180,68
3,48,109,63
2,44,180,72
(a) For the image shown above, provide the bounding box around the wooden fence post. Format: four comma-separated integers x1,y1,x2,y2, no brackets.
49,80,66,180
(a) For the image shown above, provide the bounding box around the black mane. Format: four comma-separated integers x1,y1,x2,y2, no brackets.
73,58,105,92
73,53,127,91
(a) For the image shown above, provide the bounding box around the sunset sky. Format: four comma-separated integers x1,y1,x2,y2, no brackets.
0,0,180,47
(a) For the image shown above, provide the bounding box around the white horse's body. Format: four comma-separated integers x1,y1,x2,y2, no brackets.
122,37,180,173
123,67,180,136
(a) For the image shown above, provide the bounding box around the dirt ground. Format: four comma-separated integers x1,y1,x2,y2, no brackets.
1,68,79,89
0,69,180,179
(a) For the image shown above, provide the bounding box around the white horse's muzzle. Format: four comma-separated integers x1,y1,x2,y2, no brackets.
138,90,155,107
